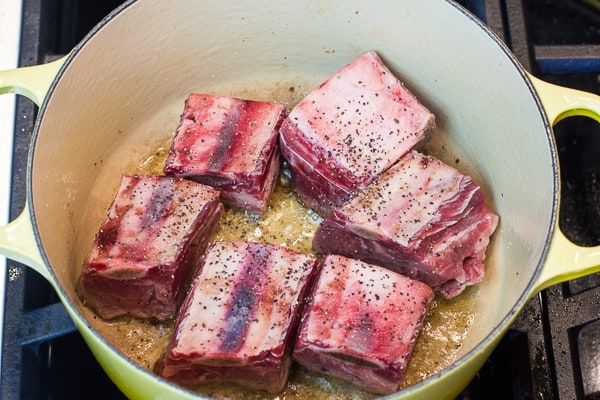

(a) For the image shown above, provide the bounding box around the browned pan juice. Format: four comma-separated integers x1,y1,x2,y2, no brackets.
88,81,481,399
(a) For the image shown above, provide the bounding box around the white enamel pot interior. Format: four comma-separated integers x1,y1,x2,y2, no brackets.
2,0,600,399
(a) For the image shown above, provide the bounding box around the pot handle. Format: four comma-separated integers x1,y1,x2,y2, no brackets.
0,57,67,283
0,203,50,281
528,74,600,292
0,57,66,105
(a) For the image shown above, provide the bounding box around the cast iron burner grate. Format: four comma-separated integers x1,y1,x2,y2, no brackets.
2,0,600,399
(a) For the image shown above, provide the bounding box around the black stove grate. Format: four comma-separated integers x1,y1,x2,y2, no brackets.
2,0,600,399
458,2,600,400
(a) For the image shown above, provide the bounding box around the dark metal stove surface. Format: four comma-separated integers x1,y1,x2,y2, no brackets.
2,0,600,399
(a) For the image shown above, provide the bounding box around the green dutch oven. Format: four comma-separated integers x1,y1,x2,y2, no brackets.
1,0,600,398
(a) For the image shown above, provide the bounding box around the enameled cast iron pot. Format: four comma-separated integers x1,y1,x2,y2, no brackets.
1,0,600,398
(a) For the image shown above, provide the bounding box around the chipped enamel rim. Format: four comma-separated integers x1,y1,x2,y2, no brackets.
1,0,600,399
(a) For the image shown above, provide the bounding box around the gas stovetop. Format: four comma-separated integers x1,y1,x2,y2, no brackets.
0,1,22,378
1,1,600,399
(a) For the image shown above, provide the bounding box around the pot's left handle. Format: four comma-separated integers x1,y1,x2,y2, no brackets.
0,57,65,105
529,74,600,292
0,57,67,282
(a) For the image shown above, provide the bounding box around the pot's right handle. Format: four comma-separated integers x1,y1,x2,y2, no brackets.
529,74,600,292
0,57,66,283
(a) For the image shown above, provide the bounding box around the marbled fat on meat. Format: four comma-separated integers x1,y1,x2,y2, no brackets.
80,175,223,321
164,94,286,214
313,150,499,298
161,240,319,393
293,254,434,394
279,51,435,215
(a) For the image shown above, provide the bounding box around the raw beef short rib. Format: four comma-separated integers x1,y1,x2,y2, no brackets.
313,150,499,298
160,240,319,393
279,51,435,215
293,254,434,394
164,94,286,214
80,175,223,321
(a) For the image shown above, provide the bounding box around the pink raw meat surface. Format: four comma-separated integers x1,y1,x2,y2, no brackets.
164,94,286,213
293,254,434,395
80,175,223,321
313,150,499,298
160,240,319,393
279,51,435,215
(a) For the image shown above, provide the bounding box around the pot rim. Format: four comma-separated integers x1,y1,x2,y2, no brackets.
25,0,559,397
